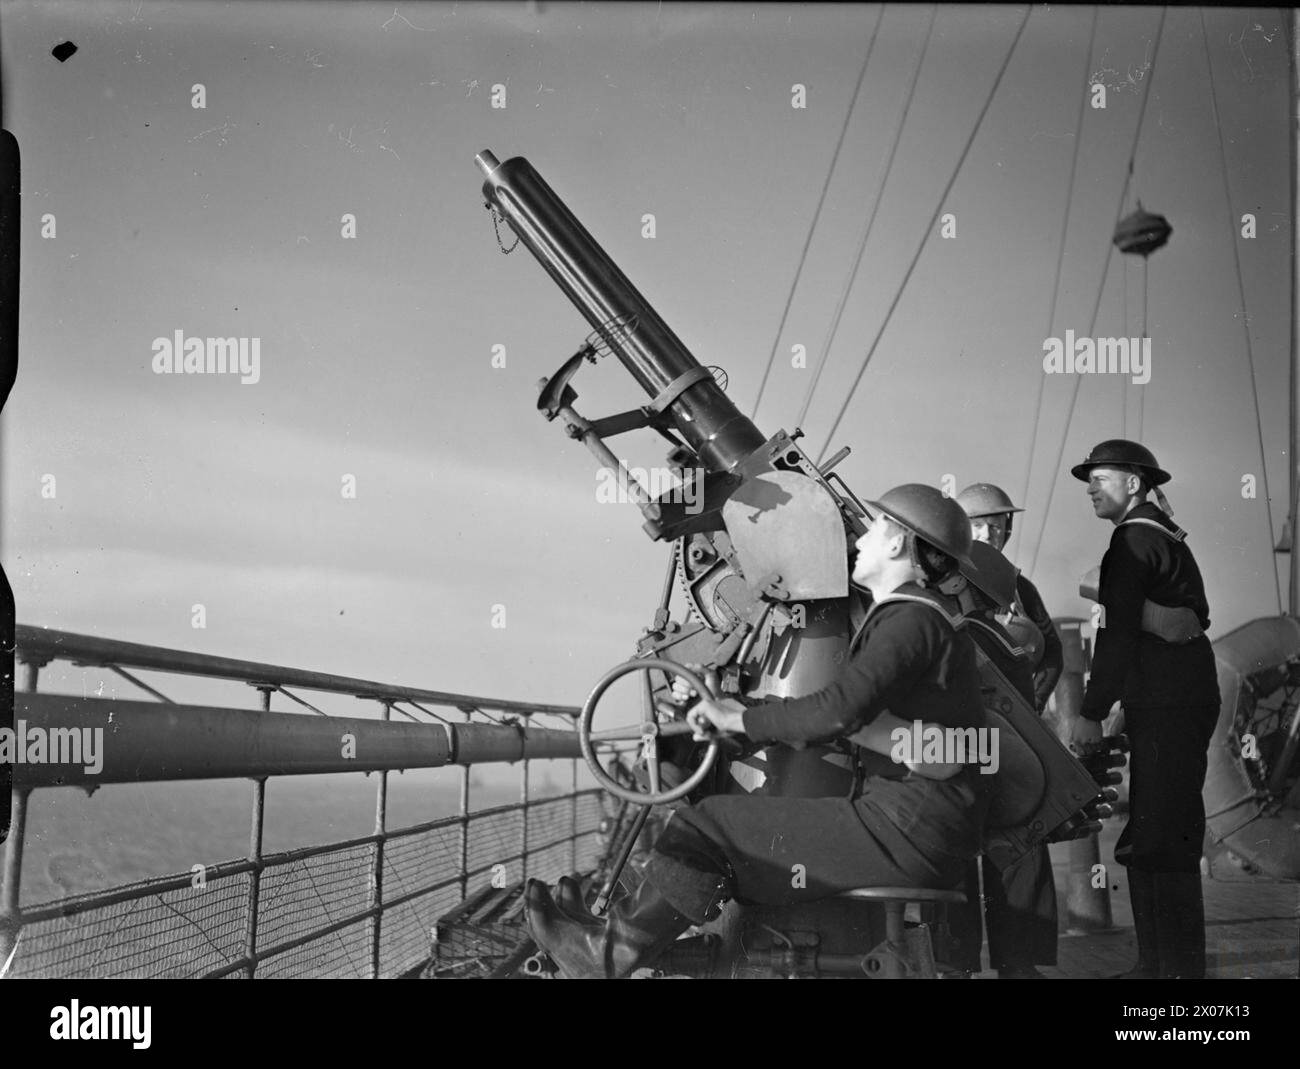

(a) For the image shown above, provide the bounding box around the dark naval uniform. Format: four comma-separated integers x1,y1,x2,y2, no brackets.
641,583,992,923
1015,574,1063,713
1080,502,1220,873
949,614,1058,974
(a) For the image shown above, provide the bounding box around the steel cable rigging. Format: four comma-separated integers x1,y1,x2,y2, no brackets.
749,4,886,420
813,4,1034,465
1013,5,1099,560
794,3,939,432
1025,6,1168,577
1200,6,1284,615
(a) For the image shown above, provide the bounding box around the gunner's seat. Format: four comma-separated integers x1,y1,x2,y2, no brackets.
674,883,968,978
836,886,968,978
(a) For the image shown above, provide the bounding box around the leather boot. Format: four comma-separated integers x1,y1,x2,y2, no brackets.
1154,871,1206,979
525,876,693,979
1110,868,1160,979
554,876,599,924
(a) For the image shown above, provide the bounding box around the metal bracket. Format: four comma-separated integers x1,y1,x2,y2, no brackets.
645,366,712,416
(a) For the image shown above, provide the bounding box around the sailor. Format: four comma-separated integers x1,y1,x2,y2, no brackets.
945,541,1059,979
1068,440,1220,979
956,483,1063,713
526,484,992,978
949,540,1036,705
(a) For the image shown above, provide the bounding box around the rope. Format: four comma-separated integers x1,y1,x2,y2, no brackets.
749,4,886,420
1137,255,1148,440
1121,245,1129,440
1026,6,1168,576
815,5,1034,464
795,3,939,431
1015,5,1100,559
1200,7,1284,615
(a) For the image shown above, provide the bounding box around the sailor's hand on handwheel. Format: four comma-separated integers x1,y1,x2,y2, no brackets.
687,695,746,740
669,663,705,706
581,658,724,806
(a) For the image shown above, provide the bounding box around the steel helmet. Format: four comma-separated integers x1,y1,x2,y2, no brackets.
959,540,1019,610
864,483,975,571
956,482,1025,519
1070,439,1171,486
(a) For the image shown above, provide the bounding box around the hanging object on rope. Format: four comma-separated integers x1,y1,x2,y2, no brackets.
1112,201,1172,257
1112,201,1171,443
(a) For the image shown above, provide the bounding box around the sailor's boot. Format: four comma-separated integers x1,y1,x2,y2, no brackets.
553,876,599,924
525,876,693,978
1154,871,1206,979
1110,868,1160,979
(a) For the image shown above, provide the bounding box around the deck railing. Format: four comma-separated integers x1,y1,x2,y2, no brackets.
1,626,610,978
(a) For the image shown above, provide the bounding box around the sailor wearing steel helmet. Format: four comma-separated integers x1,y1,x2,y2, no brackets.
525,484,992,978
940,539,1060,978
956,482,1064,713
1069,439,1219,980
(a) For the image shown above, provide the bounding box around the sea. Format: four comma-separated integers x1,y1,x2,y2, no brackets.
15,765,583,904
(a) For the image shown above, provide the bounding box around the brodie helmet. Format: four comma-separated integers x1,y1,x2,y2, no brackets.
864,483,975,576
1070,439,1171,486
956,482,1025,519
958,540,1019,611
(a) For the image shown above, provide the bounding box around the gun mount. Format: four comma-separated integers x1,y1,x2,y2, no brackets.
475,150,1119,976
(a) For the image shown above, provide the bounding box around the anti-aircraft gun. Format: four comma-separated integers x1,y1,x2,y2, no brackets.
475,150,1120,977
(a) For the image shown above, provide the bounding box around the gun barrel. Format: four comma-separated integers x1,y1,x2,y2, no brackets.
477,150,766,473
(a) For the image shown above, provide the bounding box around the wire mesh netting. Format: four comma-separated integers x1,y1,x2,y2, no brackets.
7,872,250,979
254,914,373,979
424,794,610,979
377,883,464,978
256,843,375,955
464,806,525,880
7,789,610,979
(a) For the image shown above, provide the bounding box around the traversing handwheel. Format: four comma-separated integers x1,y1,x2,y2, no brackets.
579,657,722,806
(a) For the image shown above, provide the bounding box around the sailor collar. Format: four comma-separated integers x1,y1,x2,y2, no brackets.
1118,502,1187,542
964,616,1026,659
865,583,965,630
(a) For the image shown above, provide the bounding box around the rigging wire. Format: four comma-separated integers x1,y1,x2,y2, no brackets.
1121,253,1129,440
814,4,1034,464
1025,6,1168,577
748,4,886,420
795,3,939,431
1015,5,1100,560
1137,255,1149,440
1200,6,1284,615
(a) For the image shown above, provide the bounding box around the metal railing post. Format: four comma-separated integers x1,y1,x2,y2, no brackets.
520,756,530,883
242,684,273,978
458,711,470,903
244,778,267,978
0,789,30,976
570,758,579,872
371,701,391,978
2,662,44,975
21,660,42,695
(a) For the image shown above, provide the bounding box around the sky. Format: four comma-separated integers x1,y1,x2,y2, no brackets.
1,0,1294,726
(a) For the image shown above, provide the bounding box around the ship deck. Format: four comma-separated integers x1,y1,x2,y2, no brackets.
991,823,1299,980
